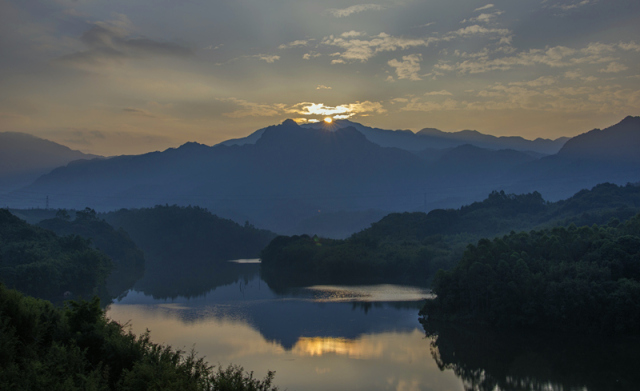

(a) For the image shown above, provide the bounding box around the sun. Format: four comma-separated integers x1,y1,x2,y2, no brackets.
324,117,333,124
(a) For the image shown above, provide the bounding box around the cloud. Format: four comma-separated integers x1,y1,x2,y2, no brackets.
327,4,384,18
220,98,286,118
434,41,625,74
424,90,453,96
278,40,311,49
412,22,435,29
599,62,628,73
450,25,510,38
420,81,640,116
552,0,591,11
316,85,332,90
341,31,365,38
474,4,495,12
509,76,556,87
287,101,386,117
388,54,422,81
56,15,193,69
45,128,106,147
122,107,155,117
253,54,280,63
464,11,503,24
44,128,171,153
220,99,385,120
619,41,640,52
400,98,461,112
303,52,322,60
322,32,437,63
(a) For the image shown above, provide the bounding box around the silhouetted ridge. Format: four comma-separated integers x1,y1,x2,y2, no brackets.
281,118,299,127
558,115,640,162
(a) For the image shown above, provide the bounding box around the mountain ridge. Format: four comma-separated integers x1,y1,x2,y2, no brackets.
222,119,569,155
0,131,101,192
3,116,639,235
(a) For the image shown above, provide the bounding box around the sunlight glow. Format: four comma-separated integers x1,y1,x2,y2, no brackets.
324,117,333,124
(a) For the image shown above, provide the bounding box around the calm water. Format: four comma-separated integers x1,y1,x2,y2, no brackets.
106,263,640,391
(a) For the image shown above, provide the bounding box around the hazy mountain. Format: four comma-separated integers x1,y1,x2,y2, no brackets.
416,127,568,154
557,115,640,162
505,116,640,200
431,144,536,178
222,119,568,155
0,132,100,192
9,120,428,232
5,117,639,235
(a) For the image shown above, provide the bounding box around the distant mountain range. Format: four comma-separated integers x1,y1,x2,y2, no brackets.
222,119,568,155
3,116,639,236
0,132,100,192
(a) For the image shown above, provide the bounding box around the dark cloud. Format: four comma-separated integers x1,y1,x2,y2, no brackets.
122,107,155,117
46,128,106,146
57,22,193,67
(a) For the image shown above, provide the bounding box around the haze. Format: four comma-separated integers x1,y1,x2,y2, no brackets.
1,0,639,155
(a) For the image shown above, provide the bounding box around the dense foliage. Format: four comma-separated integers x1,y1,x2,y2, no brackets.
0,284,278,390
422,214,640,333
261,183,640,287
38,208,145,298
103,205,276,264
100,205,276,298
0,209,111,301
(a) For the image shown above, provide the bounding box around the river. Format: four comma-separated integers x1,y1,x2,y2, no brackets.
106,262,640,391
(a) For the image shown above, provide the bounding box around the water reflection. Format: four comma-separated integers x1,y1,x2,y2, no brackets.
304,284,434,303
423,320,640,391
107,263,640,391
133,261,261,299
107,303,462,391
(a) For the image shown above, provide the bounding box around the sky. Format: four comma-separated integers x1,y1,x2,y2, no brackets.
1,0,639,156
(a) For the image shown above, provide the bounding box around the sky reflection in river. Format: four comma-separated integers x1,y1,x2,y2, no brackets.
107,275,462,391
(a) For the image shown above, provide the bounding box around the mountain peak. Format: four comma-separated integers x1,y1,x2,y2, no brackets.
281,119,300,127
558,115,640,162
619,115,640,126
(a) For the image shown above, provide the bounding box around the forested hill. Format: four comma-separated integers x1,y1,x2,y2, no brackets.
38,208,145,298
423,214,640,334
0,285,279,390
103,205,276,264
260,183,640,287
355,181,640,242
0,209,111,301
102,205,277,299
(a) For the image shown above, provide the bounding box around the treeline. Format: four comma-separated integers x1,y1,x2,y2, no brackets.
103,205,276,264
3,205,276,301
422,214,640,333
0,209,111,301
261,183,640,287
0,284,278,390
38,208,145,298
102,205,277,298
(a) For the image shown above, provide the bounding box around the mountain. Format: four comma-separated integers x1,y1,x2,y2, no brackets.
416,127,568,154
0,132,100,192
5,117,639,235
505,116,640,200
557,115,640,162
8,121,428,232
222,119,568,155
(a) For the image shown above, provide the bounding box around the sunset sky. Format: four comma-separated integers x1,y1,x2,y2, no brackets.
1,0,639,155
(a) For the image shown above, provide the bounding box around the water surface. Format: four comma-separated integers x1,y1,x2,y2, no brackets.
107,264,640,391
